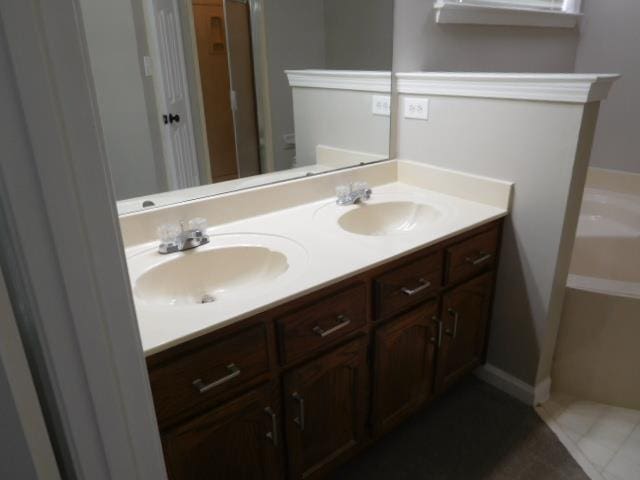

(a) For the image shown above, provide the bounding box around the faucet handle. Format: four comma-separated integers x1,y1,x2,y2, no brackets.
188,217,208,233
353,181,368,192
157,223,180,243
336,184,350,200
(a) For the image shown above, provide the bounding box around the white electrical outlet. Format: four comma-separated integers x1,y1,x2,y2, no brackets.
372,95,391,116
404,97,429,120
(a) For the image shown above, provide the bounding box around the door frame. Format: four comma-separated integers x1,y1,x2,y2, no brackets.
0,1,168,478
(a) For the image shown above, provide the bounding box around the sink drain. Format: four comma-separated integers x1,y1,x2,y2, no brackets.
200,294,216,304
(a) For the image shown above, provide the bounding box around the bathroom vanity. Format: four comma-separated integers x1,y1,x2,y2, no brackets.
132,165,508,479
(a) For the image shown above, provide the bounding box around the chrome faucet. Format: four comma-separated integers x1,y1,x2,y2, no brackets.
336,181,372,206
157,218,209,254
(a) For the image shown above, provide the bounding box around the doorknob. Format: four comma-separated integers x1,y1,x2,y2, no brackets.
163,113,181,125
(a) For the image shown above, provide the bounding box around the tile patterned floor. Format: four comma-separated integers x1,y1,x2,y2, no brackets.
541,393,640,480
330,378,589,480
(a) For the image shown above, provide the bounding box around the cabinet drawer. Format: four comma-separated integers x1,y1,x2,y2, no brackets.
149,323,270,423
374,252,442,321
277,283,367,364
446,227,499,285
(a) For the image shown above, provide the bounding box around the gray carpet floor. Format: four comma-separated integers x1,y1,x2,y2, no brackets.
331,377,589,480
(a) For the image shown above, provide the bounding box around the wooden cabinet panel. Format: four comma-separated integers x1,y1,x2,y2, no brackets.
446,227,499,285
372,301,439,435
162,383,282,480
148,219,504,479
276,283,367,364
437,272,494,392
149,323,270,424
284,337,369,480
374,252,442,321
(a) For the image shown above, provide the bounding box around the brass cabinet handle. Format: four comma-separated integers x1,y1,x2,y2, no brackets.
264,407,278,447
313,315,351,338
465,252,492,266
192,363,240,394
292,392,305,431
401,278,431,296
446,308,459,339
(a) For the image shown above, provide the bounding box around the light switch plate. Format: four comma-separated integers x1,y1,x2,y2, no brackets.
404,97,429,120
372,95,391,116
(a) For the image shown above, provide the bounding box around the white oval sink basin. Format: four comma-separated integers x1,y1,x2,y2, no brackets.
337,201,443,236
129,234,308,307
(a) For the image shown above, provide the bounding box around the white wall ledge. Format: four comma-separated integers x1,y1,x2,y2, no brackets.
286,70,391,93
434,1,582,28
396,72,620,104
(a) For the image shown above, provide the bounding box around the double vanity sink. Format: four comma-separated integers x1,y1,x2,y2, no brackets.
122,170,510,356
130,195,449,310
119,160,512,480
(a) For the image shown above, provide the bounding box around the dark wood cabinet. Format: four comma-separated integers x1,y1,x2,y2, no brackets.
162,383,282,480
147,220,503,480
372,301,439,435
437,272,494,392
284,337,369,480
374,251,442,321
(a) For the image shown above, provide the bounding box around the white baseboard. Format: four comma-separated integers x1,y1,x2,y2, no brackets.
534,376,552,405
474,364,551,406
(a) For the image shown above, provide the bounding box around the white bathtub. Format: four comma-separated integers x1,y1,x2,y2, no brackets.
553,185,640,410
568,188,640,298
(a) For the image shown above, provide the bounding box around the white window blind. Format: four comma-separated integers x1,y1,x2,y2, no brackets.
453,0,581,13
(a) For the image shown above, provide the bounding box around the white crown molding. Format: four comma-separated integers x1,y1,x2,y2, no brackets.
286,69,391,93
395,72,620,104
434,1,582,28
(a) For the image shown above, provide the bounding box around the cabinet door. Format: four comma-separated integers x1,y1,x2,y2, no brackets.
162,383,282,480
437,272,494,392
284,337,368,480
372,301,439,435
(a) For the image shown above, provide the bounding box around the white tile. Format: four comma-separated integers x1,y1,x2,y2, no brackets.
578,437,617,470
544,399,569,420
566,428,583,443
602,471,624,480
584,412,637,453
604,406,640,428
616,425,640,466
605,452,640,480
557,401,606,437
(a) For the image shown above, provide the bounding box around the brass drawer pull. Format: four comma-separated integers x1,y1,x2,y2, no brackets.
313,315,351,338
292,392,305,431
264,407,278,447
401,278,431,296
465,252,492,266
192,363,241,394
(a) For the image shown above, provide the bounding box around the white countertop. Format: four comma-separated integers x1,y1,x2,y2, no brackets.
125,176,509,356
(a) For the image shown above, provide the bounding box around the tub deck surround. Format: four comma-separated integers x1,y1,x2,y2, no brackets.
553,179,640,410
120,160,512,356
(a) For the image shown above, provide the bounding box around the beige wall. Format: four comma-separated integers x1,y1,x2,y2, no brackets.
395,94,597,387
78,0,164,200
392,0,579,72
575,0,640,174
292,88,390,167
324,0,393,70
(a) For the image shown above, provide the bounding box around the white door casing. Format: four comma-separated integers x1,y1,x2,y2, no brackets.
147,0,201,190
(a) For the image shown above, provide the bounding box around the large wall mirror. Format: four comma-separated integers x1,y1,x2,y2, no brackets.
78,0,394,213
